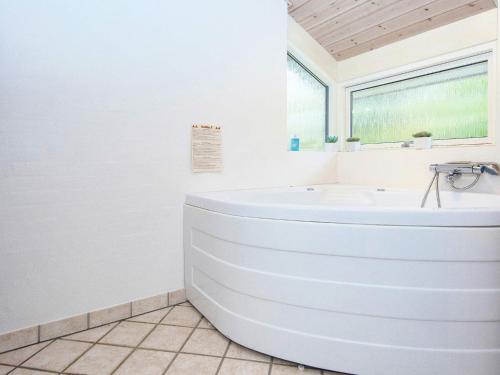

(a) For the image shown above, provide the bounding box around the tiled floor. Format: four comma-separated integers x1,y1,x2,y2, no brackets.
0,302,345,375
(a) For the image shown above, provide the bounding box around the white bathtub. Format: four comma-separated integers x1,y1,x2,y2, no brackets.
183,184,500,375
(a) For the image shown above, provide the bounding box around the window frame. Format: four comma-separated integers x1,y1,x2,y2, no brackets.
343,43,496,150
286,46,333,150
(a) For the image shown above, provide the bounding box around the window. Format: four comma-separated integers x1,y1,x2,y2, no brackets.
287,53,329,151
349,54,490,145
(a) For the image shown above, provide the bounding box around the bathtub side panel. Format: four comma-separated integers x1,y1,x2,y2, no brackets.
183,204,500,375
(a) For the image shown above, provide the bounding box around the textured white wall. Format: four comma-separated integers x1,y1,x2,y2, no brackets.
0,0,336,334
334,10,500,193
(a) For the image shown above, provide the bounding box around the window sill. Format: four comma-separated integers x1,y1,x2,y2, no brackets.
339,140,495,152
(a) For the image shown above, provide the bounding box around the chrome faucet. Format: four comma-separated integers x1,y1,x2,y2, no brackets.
429,162,499,176
421,162,499,208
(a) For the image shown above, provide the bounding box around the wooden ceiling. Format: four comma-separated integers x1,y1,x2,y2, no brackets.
288,0,497,61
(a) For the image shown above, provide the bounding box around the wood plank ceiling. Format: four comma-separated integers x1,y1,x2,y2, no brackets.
288,0,498,61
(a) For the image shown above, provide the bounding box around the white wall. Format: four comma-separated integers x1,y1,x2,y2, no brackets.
334,10,500,193
0,0,336,334
287,17,338,81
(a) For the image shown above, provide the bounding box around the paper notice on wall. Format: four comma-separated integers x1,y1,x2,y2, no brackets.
191,125,222,172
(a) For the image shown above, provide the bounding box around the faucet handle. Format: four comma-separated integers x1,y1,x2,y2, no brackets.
480,162,499,175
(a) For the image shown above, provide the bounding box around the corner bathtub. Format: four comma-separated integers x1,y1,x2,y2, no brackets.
183,185,500,375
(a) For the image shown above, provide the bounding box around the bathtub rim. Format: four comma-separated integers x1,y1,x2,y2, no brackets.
185,184,500,227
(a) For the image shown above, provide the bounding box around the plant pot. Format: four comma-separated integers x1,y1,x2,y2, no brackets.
345,141,361,152
414,137,432,150
324,143,339,152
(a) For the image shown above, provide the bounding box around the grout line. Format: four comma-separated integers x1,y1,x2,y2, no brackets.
13,339,56,370
160,314,203,375
109,303,177,375
149,316,210,326
127,306,173,321
59,318,123,374
268,357,276,375
86,312,90,330
37,326,41,343
61,320,212,331
48,339,273,364
0,339,51,357
214,338,231,375
195,321,215,330
32,337,272,365
58,338,166,351
59,321,119,344
129,302,132,318
11,364,58,373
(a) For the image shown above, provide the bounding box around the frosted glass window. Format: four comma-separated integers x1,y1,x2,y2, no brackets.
287,53,328,151
351,61,488,144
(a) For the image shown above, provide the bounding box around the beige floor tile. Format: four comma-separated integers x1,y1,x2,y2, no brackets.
10,369,55,375
226,342,270,362
0,340,53,366
197,318,214,329
99,321,153,347
165,353,220,375
219,358,270,375
65,344,131,375
181,329,228,357
161,306,201,328
140,325,192,352
0,364,14,374
114,349,175,375
63,323,117,342
271,364,321,374
179,302,192,307
323,371,349,375
127,308,171,324
23,340,91,372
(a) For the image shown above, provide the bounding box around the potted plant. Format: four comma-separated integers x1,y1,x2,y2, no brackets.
345,137,361,152
325,135,339,152
413,131,432,150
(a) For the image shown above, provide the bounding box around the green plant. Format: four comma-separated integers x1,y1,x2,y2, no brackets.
326,135,338,143
346,137,360,142
412,131,432,138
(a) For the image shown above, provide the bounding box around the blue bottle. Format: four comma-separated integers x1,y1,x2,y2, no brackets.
290,135,300,151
